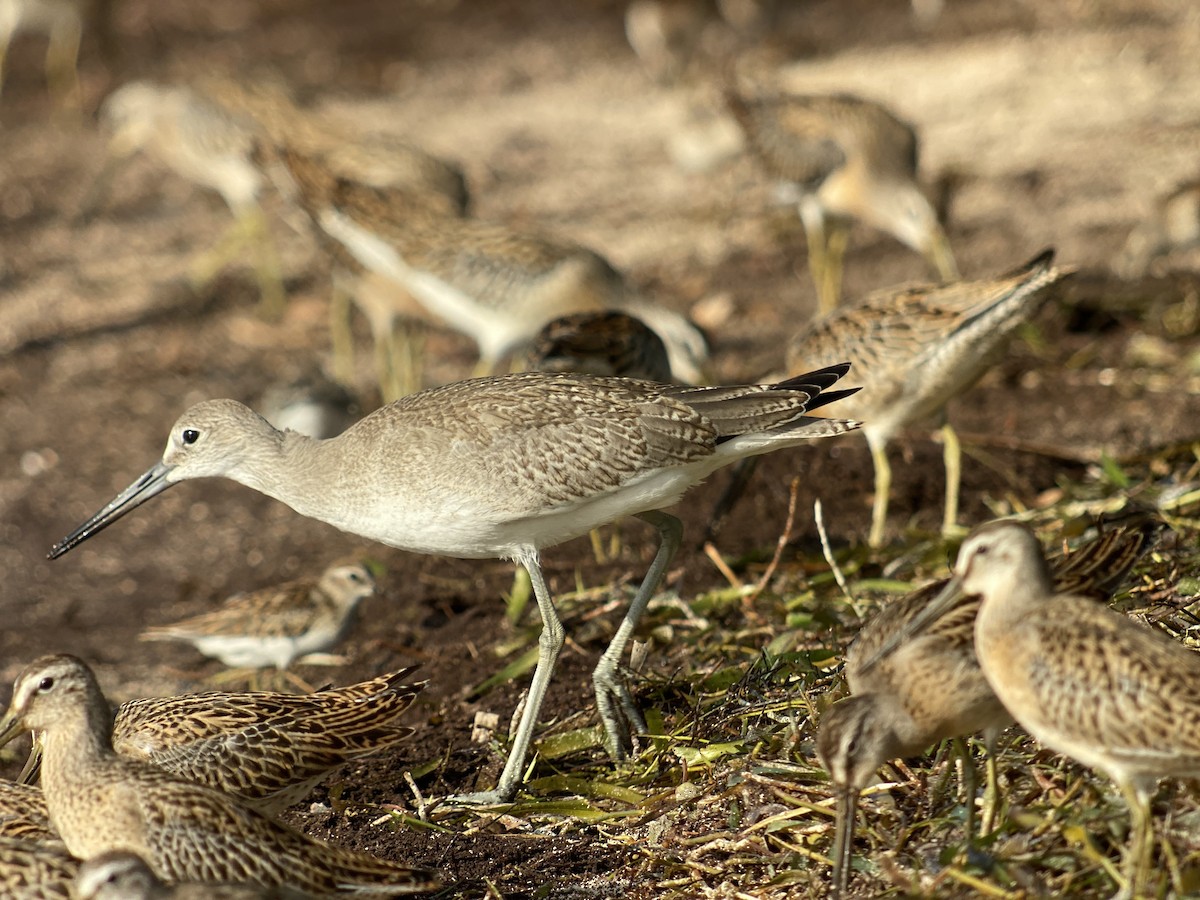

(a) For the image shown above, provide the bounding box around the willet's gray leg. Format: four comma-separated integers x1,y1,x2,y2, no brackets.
593,510,681,759
451,546,565,805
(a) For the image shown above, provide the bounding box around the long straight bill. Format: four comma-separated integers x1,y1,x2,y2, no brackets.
831,787,859,899
47,461,174,559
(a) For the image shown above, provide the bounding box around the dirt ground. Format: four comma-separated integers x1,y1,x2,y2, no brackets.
3,0,1200,897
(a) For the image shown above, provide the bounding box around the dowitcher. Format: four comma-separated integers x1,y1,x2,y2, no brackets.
0,656,436,893
726,90,957,314
890,520,1197,899
0,780,55,842
818,517,1157,896
1115,179,1200,279
139,560,376,681
90,81,284,316
0,836,77,900
522,310,678,383
75,850,313,899
268,144,711,387
48,368,859,802
0,0,85,108
22,668,422,817
788,249,1069,546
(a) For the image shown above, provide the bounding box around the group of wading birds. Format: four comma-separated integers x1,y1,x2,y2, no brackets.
5,16,1200,900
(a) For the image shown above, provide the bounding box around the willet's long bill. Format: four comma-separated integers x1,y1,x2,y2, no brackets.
49,369,860,803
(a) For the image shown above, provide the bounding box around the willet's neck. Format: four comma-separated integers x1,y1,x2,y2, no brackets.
225,427,324,503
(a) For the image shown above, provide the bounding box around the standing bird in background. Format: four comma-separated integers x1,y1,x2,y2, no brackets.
727,90,957,314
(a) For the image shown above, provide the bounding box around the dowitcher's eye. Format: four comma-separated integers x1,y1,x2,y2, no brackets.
37,677,54,692
182,429,200,445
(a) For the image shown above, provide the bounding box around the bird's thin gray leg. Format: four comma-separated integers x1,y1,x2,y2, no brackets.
450,548,564,805
593,510,682,759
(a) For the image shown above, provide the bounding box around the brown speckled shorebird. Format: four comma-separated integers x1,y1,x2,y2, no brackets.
139,561,376,684
0,780,55,842
91,81,285,315
726,90,957,314
522,310,678,383
21,668,421,817
0,0,85,108
0,836,77,900
75,850,312,899
887,520,1199,900
818,517,1157,897
788,249,1070,547
48,369,859,803
1115,179,1200,279
0,655,435,893
268,144,711,390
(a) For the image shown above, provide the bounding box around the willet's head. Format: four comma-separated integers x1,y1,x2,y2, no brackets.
48,400,277,560
864,181,958,281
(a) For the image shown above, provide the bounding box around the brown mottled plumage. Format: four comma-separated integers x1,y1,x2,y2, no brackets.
522,311,678,383
818,517,1157,896
788,249,1071,546
0,656,436,894
139,562,375,673
727,90,957,313
0,780,56,842
48,368,859,802
0,837,77,900
21,669,421,817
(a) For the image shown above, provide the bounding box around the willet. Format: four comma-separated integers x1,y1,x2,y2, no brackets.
20,669,422,817
75,850,313,899
49,368,859,802
0,655,436,893
268,144,711,388
0,836,76,900
522,310,678,383
887,520,1199,899
139,560,376,682
818,517,1157,896
787,249,1069,546
726,90,957,314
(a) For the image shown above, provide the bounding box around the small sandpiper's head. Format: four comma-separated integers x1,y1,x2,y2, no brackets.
74,850,161,900
952,520,1047,598
48,400,275,560
318,561,378,613
816,694,899,793
0,655,103,745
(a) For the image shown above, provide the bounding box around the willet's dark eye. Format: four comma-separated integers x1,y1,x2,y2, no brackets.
37,677,54,691
182,429,200,445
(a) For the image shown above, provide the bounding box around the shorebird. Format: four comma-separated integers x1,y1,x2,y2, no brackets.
1114,179,1200,279
883,520,1200,899
0,656,436,894
139,560,375,684
0,0,85,108
75,850,313,899
0,836,77,900
818,517,1157,896
787,249,1069,546
522,310,677,382
48,368,859,802
267,144,711,390
0,780,55,842
21,669,422,817
726,90,957,314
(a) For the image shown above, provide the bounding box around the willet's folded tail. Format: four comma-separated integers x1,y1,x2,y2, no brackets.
21,668,422,817
818,514,1159,897
49,368,859,802
0,656,436,894
879,520,1194,899
726,90,957,314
